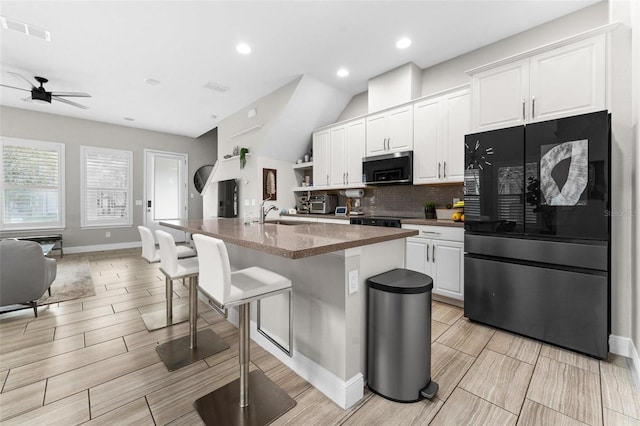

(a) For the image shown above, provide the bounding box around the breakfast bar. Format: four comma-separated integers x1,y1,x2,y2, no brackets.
161,218,417,408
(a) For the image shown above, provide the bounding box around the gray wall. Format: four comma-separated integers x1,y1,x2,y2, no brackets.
0,106,217,249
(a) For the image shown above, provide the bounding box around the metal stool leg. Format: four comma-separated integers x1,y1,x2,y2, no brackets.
189,275,198,349
239,303,250,407
166,276,173,323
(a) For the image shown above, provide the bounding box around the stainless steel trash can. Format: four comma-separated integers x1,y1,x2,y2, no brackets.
367,268,438,402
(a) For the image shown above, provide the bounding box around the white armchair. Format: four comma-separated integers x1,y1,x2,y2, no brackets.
0,239,57,317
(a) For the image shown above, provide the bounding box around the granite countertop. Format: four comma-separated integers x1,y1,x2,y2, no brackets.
284,213,464,228
160,218,418,259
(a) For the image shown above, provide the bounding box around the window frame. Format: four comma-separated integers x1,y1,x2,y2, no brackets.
0,137,66,231
80,145,133,229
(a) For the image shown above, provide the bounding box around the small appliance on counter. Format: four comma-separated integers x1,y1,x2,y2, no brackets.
309,194,337,214
345,188,364,215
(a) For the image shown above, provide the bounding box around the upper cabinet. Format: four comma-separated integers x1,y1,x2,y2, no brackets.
312,118,365,190
471,34,606,132
366,104,413,156
413,87,470,184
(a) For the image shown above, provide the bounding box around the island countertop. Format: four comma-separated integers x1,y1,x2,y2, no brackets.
160,218,418,259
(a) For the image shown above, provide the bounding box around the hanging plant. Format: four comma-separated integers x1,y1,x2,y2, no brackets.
239,147,249,169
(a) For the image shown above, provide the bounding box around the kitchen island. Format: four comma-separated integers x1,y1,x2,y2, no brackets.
161,218,417,408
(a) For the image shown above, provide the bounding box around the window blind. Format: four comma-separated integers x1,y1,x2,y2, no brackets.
1,138,65,230
81,146,132,227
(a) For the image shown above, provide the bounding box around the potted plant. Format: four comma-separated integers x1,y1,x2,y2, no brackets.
424,201,436,219
239,147,249,169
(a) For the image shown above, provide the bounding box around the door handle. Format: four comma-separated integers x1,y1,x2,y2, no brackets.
147,200,152,212
532,96,536,119
346,172,349,184
522,98,526,120
438,162,441,178
433,245,436,262
326,174,329,185
426,244,430,262
443,161,447,178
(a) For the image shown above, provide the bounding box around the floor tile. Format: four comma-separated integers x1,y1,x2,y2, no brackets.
263,363,312,399
600,361,640,420
84,317,147,346
527,356,602,425
432,302,463,325
431,320,449,342
604,408,640,426
430,387,517,426
0,334,84,372
517,399,588,425
24,305,114,333
0,380,46,421
343,393,443,425
430,342,476,401
540,344,600,374
1,390,89,426
460,349,534,414
0,328,54,354
84,397,154,425
436,318,495,357
485,330,541,365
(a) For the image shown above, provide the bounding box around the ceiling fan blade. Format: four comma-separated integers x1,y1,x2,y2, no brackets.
50,91,91,98
52,95,89,109
0,83,30,92
8,72,37,89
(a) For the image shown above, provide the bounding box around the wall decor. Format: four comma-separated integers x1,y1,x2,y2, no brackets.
263,168,277,201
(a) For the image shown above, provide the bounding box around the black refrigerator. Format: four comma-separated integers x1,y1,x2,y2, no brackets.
463,110,610,358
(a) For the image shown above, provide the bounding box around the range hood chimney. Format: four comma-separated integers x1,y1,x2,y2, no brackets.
368,62,422,112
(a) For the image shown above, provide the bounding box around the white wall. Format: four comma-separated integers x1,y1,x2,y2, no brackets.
0,106,217,248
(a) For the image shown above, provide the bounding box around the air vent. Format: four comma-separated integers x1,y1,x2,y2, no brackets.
203,81,229,93
0,16,50,41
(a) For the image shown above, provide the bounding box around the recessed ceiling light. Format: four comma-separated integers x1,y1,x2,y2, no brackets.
210,114,218,120
337,68,349,77
144,78,160,85
396,37,412,49
236,43,251,54
123,117,135,122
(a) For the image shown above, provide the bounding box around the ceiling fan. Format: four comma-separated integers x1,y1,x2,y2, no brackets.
0,72,91,109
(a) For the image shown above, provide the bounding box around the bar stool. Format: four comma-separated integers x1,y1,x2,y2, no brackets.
192,234,296,425
138,226,197,331
154,230,229,371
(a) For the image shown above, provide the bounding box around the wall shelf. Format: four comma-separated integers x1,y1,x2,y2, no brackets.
293,161,313,170
229,124,262,139
221,153,252,162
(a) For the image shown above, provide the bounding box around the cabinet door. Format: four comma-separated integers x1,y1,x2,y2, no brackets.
330,125,346,187
388,105,413,152
312,129,330,189
413,98,441,184
366,113,388,156
345,119,365,185
529,35,605,123
471,58,529,132
432,240,464,300
406,237,430,275
442,89,470,182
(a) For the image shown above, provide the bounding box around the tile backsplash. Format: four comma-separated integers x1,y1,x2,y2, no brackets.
320,184,463,218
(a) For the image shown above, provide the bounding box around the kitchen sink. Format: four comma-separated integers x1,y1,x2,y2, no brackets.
264,220,310,226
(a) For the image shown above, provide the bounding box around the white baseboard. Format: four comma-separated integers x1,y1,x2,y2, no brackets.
65,241,141,254
225,307,364,409
610,334,640,391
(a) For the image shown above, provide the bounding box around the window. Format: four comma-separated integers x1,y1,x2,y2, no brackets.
81,146,132,228
1,137,65,230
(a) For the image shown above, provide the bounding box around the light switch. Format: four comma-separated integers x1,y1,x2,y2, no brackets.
348,270,358,294
135,200,142,206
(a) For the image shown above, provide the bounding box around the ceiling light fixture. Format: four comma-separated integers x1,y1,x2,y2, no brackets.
210,114,218,120
236,43,251,55
123,117,135,122
337,68,349,77
144,78,160,85
396,37,412,49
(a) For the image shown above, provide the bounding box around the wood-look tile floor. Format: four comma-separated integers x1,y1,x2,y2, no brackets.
1,248,639,425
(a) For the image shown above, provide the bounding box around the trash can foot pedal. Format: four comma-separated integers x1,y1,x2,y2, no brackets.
420,381,439,399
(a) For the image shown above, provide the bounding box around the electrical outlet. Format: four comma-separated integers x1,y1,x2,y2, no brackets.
244,199,250,206
105,231,111,238
348,270,358,294
453,198,460,205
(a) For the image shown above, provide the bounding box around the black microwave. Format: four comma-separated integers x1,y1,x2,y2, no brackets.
362,151,413,185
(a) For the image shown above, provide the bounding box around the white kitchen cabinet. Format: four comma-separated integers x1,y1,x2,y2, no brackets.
403,224,464,301
366,104,413,156
471,34,606,132
413,87,470,184
312,129,330,189
330,119,365,187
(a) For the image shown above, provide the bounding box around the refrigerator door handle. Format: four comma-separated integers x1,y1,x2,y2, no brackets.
522,98,526,120
532,96,536,119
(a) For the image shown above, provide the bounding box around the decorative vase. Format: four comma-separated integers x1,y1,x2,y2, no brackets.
425,207,436,219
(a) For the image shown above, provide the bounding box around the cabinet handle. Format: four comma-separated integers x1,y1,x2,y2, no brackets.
326,174,329,185
387,138,390,151
438,162,441,178
443,161,447,178
532,96,536,118
346,172,349,183
433,245,436,262
421,231,441,235
522,98,526,120
426,244,430,262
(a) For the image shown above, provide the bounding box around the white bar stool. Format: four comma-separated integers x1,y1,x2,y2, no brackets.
138,226,197,331
154,230,229,371
192,234,296,425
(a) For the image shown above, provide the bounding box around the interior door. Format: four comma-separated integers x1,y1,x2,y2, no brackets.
144,150,189,242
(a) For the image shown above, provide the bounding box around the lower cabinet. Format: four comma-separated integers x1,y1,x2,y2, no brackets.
403,225,464,301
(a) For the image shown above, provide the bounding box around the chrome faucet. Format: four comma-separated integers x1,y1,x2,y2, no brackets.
259,197,278,223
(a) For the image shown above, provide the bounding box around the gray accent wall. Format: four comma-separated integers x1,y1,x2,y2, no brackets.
0,106,217,248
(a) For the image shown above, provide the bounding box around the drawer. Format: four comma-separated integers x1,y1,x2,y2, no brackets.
401,224,463,242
